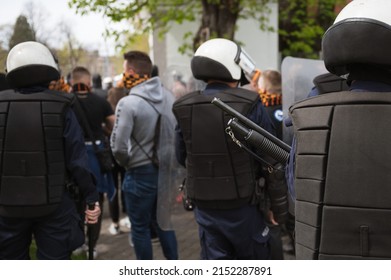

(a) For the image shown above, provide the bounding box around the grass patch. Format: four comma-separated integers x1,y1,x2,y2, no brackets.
30,240,87,260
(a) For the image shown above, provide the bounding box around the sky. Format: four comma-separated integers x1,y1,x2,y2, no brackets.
0,0,121,56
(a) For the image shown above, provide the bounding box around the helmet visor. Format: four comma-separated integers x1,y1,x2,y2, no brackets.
235,47,257,81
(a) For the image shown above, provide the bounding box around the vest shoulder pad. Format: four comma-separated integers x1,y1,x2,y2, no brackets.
173,88,260,108
290,90,391,113
0,89,74,106
222,87,260,103
173,90,202,107
313,73,349,95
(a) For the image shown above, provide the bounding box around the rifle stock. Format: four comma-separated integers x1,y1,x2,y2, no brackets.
212,98,291,224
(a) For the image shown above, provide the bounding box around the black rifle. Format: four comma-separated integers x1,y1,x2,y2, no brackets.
211,97,291,224
211,97,291,165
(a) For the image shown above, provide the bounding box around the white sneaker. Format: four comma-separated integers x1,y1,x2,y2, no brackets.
119,216,131,229
108,223,120,235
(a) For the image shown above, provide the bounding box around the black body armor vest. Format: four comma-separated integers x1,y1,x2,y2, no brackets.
173,88,260,209
290,91,391,259
0,90,72,218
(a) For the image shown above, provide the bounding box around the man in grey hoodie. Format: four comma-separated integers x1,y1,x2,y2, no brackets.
110,51,178,260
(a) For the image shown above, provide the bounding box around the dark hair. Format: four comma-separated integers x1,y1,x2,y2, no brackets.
123,51,152,76
151,65,159,77
92,73,102,88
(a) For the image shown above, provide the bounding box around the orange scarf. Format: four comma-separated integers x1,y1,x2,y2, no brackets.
122,72,149,89
259,91,282,107
48,76,71,93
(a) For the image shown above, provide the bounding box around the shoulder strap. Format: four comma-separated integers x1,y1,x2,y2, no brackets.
130,94,160,162
131,93,159,114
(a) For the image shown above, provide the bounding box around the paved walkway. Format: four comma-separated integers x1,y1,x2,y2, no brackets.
94,197,295,260
95,198,201,260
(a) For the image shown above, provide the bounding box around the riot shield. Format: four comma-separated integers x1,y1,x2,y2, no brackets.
281,56,327,145
156,86,185,231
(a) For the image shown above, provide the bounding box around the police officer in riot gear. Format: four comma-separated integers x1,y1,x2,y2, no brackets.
173,38,283,260
289,0,391,259
0,41,100,260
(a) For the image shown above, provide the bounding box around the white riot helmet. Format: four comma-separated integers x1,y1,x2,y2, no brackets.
6,41,60,88
322,0,391,76
191,38,257,83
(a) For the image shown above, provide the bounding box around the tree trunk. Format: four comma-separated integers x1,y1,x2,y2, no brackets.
193,0,240,51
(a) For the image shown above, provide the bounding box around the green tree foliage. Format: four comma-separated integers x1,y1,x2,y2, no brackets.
68,0,275,53
0,27,9,70
279,0,349,59
8,15,35,50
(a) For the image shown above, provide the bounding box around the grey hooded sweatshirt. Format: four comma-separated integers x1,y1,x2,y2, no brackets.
111,77,171,169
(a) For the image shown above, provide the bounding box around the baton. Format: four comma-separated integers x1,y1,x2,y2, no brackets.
87,203,95,260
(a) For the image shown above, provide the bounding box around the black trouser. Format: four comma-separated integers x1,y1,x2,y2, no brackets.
108,163,126,223
0,193,84,259
268,224,284,260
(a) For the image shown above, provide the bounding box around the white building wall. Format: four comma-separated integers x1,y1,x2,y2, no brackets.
151,3,279,87
235,3,279,71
